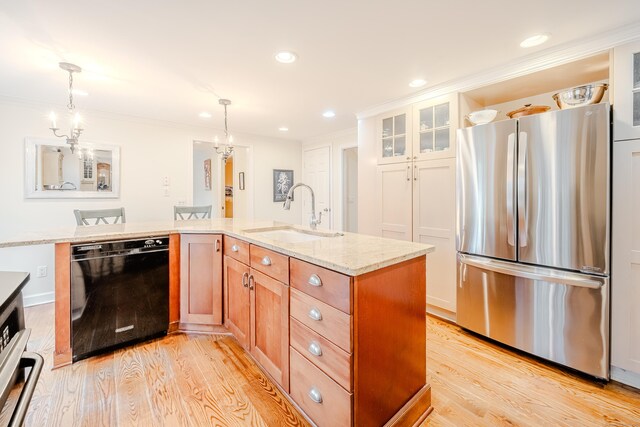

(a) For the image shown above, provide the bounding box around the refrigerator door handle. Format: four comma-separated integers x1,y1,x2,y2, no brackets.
517,132,528,247
506,133,515,246
458,254,604,289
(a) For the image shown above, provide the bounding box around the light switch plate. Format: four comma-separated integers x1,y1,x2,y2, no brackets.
36,265,47,278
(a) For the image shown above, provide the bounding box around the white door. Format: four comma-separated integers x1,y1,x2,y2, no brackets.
303,146,331,229
612,139,640,386
376,162,412,241
413,158,456,314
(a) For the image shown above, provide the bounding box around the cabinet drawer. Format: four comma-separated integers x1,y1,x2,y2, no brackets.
290,258,352,314
290,348,352,427
290,318,352,392
250,245,289,284
290,289,351,352
224,236,250,265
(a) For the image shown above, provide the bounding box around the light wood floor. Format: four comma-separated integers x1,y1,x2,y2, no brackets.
4,303,640,426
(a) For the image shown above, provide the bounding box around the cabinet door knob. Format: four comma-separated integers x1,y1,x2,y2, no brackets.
248,275,255,290
242,272,249,288
308,274,322,287
308,307,322,321
231,244,239,252
308,341,323,357
261,256,272,266
308,387,323,404
215,239,221,252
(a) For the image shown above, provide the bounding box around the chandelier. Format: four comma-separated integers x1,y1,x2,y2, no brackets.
48,62,84,153
214,99,234,161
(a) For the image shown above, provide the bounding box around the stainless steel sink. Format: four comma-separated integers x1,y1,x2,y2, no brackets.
242,226,343,243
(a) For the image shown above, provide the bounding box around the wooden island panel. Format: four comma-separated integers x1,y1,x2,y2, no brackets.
54,242,72,368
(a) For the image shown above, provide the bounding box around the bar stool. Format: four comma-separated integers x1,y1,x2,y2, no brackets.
74,208,126,225
174,205,212,220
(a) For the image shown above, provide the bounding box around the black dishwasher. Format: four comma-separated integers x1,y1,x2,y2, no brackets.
71,237,169,362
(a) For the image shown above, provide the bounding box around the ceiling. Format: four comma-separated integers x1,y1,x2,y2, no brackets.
0,1,639,141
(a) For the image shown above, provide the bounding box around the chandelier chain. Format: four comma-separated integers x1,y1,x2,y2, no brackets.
68,71,74,111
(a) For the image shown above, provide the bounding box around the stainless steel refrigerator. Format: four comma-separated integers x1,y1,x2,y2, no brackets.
456,103,610,379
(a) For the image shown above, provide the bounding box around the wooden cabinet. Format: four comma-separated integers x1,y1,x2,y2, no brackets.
613,40,640,141
611,139,640,388
376,156,457,317
250,269,289,391
179,234,223,330
374,94,458,317
223,255,250,349
223,242,290,392
376,162,413,242
413,158,456,313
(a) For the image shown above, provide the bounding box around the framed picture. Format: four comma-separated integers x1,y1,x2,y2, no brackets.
204,159,212,191
273,169,293,202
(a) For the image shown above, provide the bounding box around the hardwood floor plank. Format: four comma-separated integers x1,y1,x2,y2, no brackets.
7,304,640,427
45,356,88,427
186,334,269,426
137,339,191,427
162,333,230,425
79,353,116,427
113,346,156,427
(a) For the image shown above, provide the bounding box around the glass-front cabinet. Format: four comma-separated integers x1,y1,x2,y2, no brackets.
412,93,458,161
376,94,458,164
377,108,412,164
614,40,640,141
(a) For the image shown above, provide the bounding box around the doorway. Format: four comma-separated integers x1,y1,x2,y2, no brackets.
192,141,251,219
303,146,331,229
342,146,358,232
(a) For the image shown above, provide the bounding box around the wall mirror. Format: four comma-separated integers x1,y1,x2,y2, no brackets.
25,137,120,199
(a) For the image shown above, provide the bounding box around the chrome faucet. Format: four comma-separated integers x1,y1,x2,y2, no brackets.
283,183,322,230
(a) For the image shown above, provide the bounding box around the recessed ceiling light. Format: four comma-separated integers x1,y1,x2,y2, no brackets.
520,33,550,48
409,79,427,88
71,89,88,96
278,126,289,132
275,51,298,64
199,112,212,119
322,110,336,118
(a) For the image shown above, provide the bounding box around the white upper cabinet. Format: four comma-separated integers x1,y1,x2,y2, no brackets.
613,39,640,141
412,94,459,161
377,108,412,164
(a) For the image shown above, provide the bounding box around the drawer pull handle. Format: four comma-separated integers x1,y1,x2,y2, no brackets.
308,341,323,357
248,275,255,290
231,244,239,252
308,387,323,404
242,272,249,288
261,256,272,266
308,274,322,287
308,307,322,321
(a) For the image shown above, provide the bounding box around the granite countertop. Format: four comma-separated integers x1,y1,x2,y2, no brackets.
0,219,434,276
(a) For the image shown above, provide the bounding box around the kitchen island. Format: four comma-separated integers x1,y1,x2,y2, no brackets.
0,219,434,426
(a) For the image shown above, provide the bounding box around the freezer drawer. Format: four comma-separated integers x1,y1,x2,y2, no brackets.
456,254,609,379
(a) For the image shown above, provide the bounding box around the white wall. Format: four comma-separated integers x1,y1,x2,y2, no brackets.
356,117,379,236
0,97,302,305
302,128,358,232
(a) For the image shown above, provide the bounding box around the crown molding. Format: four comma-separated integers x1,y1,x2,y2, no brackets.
357,21,640,120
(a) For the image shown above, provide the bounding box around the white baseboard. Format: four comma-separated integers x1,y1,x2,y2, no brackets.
23,291,54,307
426,304,456,323
611,365,640,390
